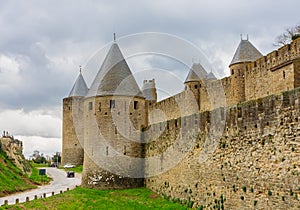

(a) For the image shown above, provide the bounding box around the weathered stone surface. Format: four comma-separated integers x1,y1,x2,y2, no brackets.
145,89,300,209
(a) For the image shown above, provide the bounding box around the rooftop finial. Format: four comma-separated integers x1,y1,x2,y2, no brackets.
79,65,82,74
113,32,116,42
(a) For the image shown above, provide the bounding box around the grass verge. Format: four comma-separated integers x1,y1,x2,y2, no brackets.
62,165,83,174
27,163,52,184
1,187,190,210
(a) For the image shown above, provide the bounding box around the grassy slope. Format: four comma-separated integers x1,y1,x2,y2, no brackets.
0,151,36,197
2,187,190,210
0,152,52,197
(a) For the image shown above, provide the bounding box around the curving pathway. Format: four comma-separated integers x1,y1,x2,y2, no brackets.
0,167,81,205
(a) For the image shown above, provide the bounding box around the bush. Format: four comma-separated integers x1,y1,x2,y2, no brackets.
292,34,300,40
268,190,272,196
254,200,258,206
242,186,247,193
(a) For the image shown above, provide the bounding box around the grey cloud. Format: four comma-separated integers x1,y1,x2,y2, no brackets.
0,0,300,155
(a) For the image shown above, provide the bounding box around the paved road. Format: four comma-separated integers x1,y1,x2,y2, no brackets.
0,167,81,205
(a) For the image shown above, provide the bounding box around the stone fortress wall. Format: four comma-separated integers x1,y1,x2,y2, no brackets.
144,37,300,209
145,88,300,209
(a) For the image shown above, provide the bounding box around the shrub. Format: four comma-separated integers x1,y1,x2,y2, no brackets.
242,186,247,193
268,190,272,196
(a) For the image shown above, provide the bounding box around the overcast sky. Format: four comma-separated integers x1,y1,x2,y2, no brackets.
0,0,299,158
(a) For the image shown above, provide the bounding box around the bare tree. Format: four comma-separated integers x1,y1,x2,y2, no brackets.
274,23,300,46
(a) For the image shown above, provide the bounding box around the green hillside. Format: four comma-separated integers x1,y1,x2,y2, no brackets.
0,150,36,197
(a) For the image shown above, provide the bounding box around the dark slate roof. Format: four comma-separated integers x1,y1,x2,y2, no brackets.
230,39,263,66
86,42,144,98
68,72,89,97
184,63,207,83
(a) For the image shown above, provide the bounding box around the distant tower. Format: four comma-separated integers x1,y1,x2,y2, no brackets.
229,36,262,105
82,41,147,189
184,63,207,110
142,79,157,104
61,69,88,166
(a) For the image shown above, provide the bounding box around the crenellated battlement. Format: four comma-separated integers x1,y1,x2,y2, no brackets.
249,37,300,74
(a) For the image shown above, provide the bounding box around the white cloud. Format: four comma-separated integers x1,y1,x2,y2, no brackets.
15,135,61,159
0,108,61,138
0,54,21,87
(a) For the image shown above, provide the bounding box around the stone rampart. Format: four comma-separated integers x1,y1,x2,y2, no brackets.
145,88,300,209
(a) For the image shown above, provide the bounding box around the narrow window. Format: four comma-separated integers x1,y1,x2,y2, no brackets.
110,100,115,109
88,102,93,110
106,146,108,156
123,146,126,155
134,101,138,110
115,126,117,134
98,102,101,111
194,85,198,89
283,71,286,79
231,69,234,75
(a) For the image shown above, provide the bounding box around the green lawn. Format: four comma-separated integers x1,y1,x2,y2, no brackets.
62,165,82,174
1,187,190,210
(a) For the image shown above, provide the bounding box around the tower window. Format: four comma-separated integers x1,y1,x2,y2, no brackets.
283,71,286,79
98,102,101,111
123,146,126,155
88,102,93,110
194,85,198,89
231,69,234,75
134,101,138,110
110,100,115,109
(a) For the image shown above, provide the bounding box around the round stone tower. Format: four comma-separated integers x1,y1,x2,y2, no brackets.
82,40,147,189
62,70,88,166
229,37,262,105
184,63,207,110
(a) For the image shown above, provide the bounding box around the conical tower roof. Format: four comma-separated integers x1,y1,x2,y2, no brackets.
184,63,207,83
206,72,217,80
68,71,89,97
86,42,144,98
230,39,263,66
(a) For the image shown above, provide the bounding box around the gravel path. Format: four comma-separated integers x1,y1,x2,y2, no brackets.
0,167,81,205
